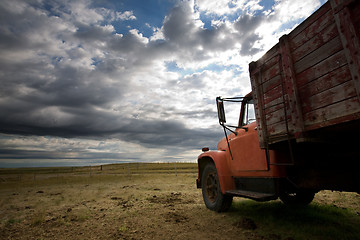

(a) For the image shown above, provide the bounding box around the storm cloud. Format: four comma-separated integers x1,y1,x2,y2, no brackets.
0,0,324,167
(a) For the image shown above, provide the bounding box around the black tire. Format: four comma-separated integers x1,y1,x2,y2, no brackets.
280,190,315,206
201,163,233,212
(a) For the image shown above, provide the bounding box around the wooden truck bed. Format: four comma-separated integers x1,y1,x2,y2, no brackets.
249,0,360,148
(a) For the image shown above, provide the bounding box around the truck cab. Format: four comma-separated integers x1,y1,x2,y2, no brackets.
197,93,315,212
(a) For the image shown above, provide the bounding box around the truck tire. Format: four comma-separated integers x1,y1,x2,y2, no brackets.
201,163,233,212
280,190,315,206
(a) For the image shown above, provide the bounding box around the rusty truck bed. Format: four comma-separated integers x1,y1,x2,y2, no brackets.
249,0,360,148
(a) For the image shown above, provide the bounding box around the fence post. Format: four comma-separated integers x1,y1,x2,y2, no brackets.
174,162,177,176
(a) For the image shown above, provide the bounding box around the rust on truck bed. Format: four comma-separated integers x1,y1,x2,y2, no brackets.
249,0,360,148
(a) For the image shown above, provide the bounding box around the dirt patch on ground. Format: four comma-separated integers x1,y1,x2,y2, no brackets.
233,217,257,230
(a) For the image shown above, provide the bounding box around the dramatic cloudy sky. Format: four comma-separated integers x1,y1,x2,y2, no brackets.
0,0,326,167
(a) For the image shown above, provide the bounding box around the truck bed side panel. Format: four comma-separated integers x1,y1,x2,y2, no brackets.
250,0,360,147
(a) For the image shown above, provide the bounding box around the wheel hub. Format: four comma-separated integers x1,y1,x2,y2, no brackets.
205,172,218,202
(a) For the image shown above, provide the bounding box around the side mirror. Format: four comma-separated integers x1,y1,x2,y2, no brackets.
216,97,226,124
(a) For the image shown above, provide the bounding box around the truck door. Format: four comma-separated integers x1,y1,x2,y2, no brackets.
228,98,268,173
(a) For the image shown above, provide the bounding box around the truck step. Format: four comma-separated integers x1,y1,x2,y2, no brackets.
226,190,277,201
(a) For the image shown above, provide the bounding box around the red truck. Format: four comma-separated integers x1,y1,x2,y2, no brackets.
196,0,360,212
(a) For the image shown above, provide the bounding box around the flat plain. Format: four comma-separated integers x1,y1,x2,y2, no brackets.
0,163,359,240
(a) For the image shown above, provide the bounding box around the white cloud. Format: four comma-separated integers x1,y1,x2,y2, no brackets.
274,0,322,23
116,10,136,20
195,0,264,16
128,29,149,44
67,0,105,24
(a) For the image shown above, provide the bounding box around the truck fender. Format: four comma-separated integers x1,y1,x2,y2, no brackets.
197,151,235,194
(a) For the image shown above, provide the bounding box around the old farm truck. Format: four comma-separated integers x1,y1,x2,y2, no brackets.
197,0,360,212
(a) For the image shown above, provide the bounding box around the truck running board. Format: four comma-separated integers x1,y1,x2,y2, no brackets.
226,190,277,201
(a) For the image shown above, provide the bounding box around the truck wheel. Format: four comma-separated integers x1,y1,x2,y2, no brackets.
201,163,233,212
280,190,315,206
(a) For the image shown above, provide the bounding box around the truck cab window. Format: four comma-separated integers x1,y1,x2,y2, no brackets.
242,99,256,126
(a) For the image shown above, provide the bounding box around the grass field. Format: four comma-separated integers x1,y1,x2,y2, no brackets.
0,163,359,240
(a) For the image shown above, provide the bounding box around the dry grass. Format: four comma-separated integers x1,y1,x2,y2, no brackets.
0,163,359,240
